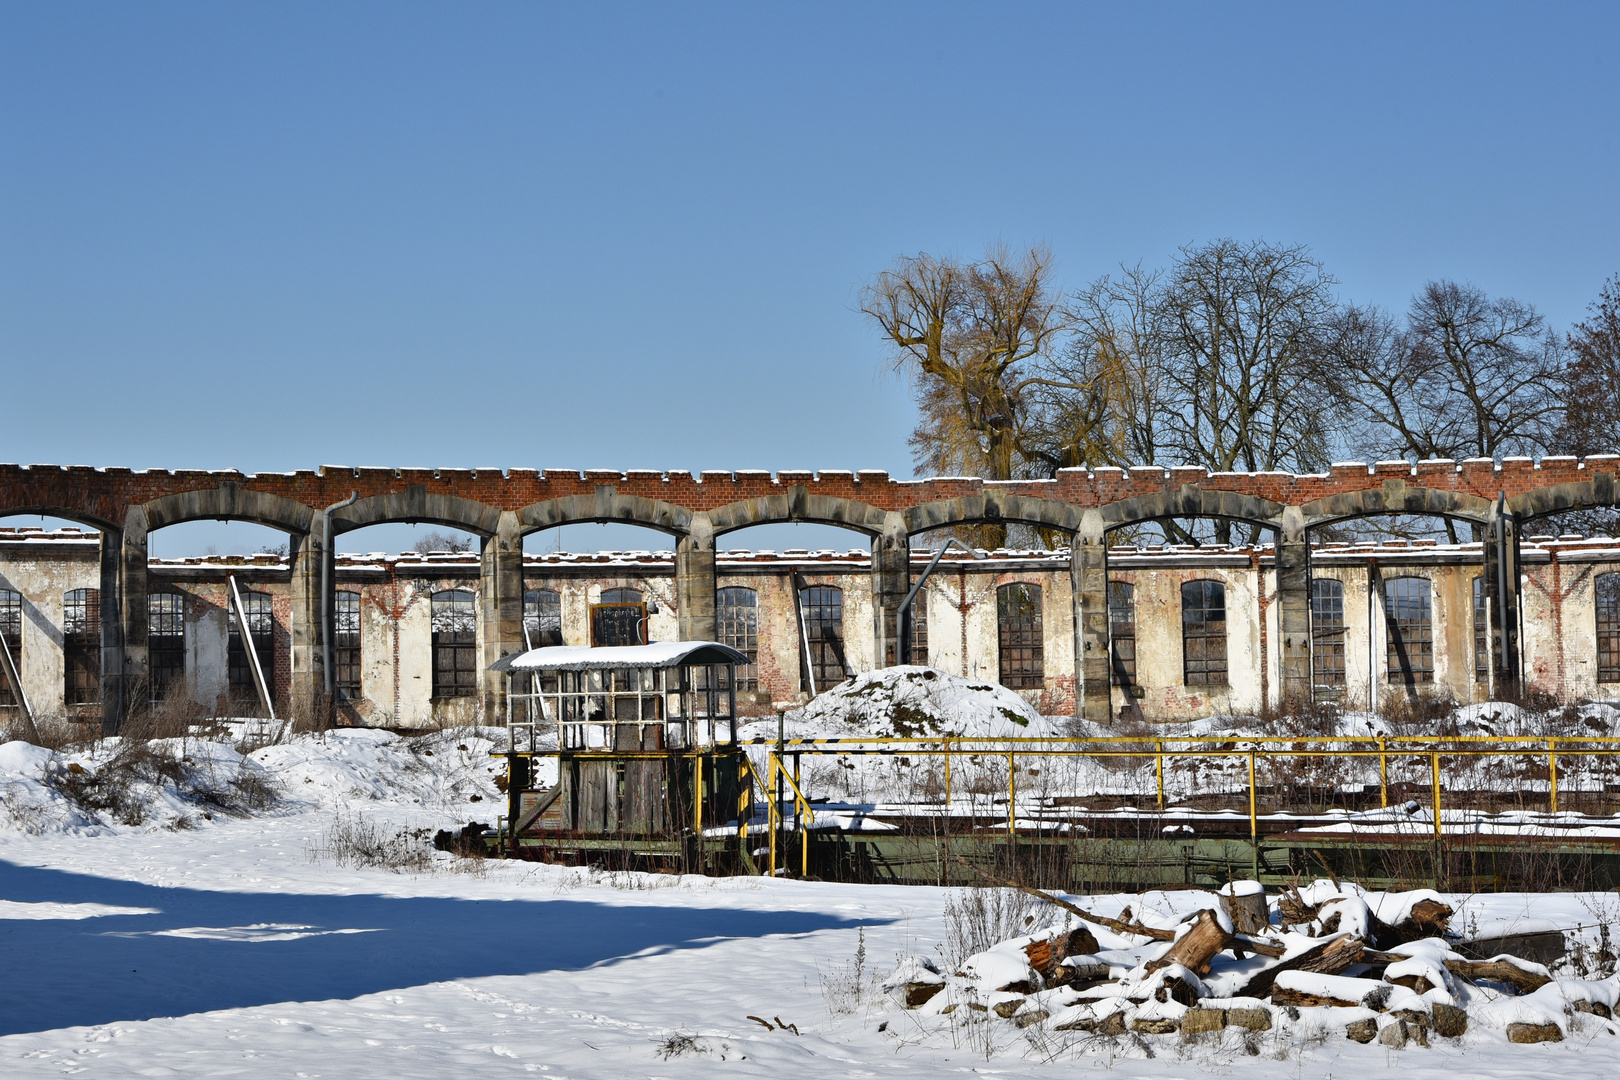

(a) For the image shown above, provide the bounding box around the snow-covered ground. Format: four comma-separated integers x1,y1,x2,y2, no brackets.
3,723,1620,1076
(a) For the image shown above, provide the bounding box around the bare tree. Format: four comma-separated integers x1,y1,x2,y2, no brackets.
412,530,475,555
862,245,1072,546
1552,275,1620,533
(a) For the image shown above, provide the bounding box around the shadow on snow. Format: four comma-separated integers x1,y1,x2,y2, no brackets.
0,860,883,1035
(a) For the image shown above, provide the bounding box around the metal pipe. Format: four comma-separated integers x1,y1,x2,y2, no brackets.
320,491,359,701
898,538,985,665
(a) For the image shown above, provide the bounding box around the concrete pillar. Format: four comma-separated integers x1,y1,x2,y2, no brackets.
118,506,149,729
872,512,909,667
1072,512,1110,724
676,512,716,641
1275,516,1312,706
1483,505,1523,693
98,526,125,734
479,510,524,724
288,527,322,723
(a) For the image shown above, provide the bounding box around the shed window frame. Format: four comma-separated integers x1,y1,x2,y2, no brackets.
227,589,276,705
334,590,361,702
1181,579,1228,687
1108,580,1136,687
997,582,1045,690
0,589,20,708
907,581,930,666
431,589,478,699
524,588,563,648
1473,575,1490,682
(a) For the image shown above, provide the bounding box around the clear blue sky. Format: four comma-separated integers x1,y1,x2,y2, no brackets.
2,3,1616,555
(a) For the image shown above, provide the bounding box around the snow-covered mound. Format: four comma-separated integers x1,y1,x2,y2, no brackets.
0,727,506,836
740,666,1062,742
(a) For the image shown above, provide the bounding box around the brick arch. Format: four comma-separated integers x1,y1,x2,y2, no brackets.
1099,487,1286,532
902,493,1085,536
517,492,692,538
0,504,120,533
1508,471,1618,522
709,490,890,539
333,491,503,537
1298,486,1494,529
142,483,315,534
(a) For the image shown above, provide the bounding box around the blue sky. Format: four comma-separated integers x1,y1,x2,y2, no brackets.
2,3,1616,555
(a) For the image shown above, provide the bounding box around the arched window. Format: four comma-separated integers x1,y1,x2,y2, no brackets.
63,588,100,706
334,591,361,701
716,586,759,690
228,590,275,705
431,590,478,699
1473,576,1490,682
1384,577,1433,687
148,592,186,704
798,584,847,691
0,589,20,709
602,588,641,604
1181,580,1227,687
1311,578,1346,690
1598,573,1620,684
1108,581,1136,687
997,583,1044,689
524,588,563,648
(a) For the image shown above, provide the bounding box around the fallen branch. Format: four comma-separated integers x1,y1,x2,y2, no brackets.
1444,959,1550,995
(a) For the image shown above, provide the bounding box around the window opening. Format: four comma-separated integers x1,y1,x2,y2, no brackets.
1384,576,1434,687
601,588,641,604
1311,578,1346,690
431,589,478,699
0,589,20,708
148,592,186,705
1181,579,1228,687
524,589,563,648
1473,575,1490,682
997,583,1044,690
907,581,930,665
63,588,100,707
716,586,759,691
334,591,361,702
799,584,848,690
228,590,275,705
1108,580,1136,687
1598,573,1620,684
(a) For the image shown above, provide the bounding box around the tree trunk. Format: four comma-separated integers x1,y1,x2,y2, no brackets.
1146,909,1229,976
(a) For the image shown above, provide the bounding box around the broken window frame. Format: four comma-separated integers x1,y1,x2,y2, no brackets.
227,590,276,706
148,591,186,706
523,588,563,648
1310,577,1347,692
716,586,760,691
0,589,20,708
798,584,848,691
996,582,1044,690
1180,579,1228,687
430,589,478,699
1473,575,1490,682
1598,572,1620,684
1108,580,1136,688
334,590,361,702
1384,576,1435,687
63,588,101,707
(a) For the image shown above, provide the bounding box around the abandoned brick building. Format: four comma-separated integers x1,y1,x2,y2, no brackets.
0,459,1617,729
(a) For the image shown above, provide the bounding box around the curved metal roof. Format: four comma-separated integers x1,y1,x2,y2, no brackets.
491,641,749,672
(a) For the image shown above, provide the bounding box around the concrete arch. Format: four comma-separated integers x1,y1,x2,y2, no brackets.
1099,487,1286,532
903,493,1085,537
142,483,315,534
516,492,692,539
333,490,502,537
1508,472,1617,522
709,490,889,539
0,505,120,533
1299,485,1493,529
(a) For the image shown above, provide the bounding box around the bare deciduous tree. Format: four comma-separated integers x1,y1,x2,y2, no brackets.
1552,275,1620,533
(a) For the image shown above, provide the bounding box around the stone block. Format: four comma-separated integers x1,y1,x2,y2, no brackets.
1345,1018,1378,1043
1378,1021,1407,1049
1506,1022,1563,1044
1014,1009,1049,1029
992,999,1024,1018
1430,1003,1468,1038
1226,1007,1272,1032
1180,1008,1227,1034
1131,1017,1180,1034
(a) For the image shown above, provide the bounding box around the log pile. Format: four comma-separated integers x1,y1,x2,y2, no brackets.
884,880,1602,1052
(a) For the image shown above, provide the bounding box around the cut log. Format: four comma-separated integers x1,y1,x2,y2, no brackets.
1272,986,1360,1009
1444,959,1550,995
1024,926,1102,981
1276,886,1320,927
1145,909,1229,976
1236,934,1365,999
1219,883,1271,937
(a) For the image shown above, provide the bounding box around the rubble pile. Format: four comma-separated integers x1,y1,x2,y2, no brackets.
885,880,1620,1050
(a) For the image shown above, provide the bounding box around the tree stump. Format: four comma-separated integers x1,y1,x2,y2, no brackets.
1219,882,1271,936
